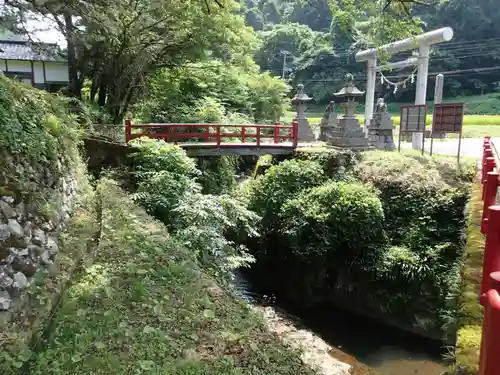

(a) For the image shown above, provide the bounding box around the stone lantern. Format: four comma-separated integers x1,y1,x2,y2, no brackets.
291,84,315,142
327,73,370,149
334,73,365,118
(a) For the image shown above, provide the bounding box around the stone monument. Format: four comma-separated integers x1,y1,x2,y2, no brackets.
318,101,338,141
368,98,395,150
327,73,370,149
291,84,315,142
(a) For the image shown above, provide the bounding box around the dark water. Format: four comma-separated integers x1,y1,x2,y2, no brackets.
229,269,448,375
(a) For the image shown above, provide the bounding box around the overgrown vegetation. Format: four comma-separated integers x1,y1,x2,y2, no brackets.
28,179,317,375
244,149,475,342
0,76,80,199
0,175,98,374
196,156,241,195
453,184,484,375
129,138,258,280
135,64,290,124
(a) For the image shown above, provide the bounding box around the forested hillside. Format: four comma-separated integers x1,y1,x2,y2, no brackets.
240,0,500,103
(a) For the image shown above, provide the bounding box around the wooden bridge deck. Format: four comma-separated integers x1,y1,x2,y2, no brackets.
180,142,296,156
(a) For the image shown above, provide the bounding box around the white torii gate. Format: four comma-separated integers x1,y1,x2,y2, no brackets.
355,27,454,149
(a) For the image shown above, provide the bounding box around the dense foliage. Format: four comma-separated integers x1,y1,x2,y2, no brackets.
129,138,259,279
281,181,386,261
135,62,289,124
0,75,81,206
0,75,79,166
196,156,240,195
239,0,500,103
244,150,473,341
246,159,326,230
2,0,264,122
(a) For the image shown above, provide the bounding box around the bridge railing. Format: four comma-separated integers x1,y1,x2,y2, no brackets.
124,120,299,148
478,136,500,375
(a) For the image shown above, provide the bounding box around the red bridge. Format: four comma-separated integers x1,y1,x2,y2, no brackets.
124,119,299,156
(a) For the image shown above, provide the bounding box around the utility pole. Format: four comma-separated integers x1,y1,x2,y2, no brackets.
281,50,289,80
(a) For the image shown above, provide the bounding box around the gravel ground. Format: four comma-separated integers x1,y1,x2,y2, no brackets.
399,137,498,158
255,305,354,375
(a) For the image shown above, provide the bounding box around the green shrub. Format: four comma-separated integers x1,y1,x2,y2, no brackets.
129,138,200,226
353,151,470,250
244,150,471,339
128,138,258,278
173,192,259,279
246,159,326,229
0,75,79,168
293,148,359,178
135,62,289,124
280,181,386,262
196,156,240,194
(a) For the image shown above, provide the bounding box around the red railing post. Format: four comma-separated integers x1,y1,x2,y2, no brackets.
483,148,493,185
216,126,221,146
204,126,210,141
478,272,500,375
256,126,261,146
481,206,500,304
124,119,132,143
173,125,178,145
242,127,246,143
292,119,299,148
481,172,500,234
484,136,491,150
274,121,280,144
482,157,496,200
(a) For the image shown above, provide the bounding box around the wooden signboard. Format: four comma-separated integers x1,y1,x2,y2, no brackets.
400,104,427,132
398,104,427,155
432,102,464,133
430,102,465,162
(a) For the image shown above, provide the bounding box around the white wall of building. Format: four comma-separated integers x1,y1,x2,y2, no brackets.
43,62,69,82
4,60,31,73
1,59,69,85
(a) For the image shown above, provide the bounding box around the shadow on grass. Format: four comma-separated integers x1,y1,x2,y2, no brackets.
453,184,484,375
29,179,316,375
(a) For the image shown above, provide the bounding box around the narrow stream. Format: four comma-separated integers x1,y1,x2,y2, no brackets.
229,269,449,375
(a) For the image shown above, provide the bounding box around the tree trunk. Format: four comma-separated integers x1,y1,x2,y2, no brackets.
98,82,107,107
64,12,81,99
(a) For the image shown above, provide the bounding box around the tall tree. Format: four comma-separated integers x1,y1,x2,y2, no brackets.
2,0,256,122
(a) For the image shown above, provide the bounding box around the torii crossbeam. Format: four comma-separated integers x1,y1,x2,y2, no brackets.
355,27,454,149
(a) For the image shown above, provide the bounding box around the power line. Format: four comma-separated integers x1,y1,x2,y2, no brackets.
261,49,500,72
265,37,500,61
298,65,500,86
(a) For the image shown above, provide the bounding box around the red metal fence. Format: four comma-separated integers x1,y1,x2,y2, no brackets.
124,119,299,148
478,136,500,375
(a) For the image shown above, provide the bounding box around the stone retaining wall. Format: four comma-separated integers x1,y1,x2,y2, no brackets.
0,156,78,314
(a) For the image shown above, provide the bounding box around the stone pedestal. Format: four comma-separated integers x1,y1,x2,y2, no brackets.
326,101,369,149
368,99,395,150
297,117,315,142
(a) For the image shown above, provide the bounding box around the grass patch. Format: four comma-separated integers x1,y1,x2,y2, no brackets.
453,183,484,374
288,93,500,116
282,111,500,139
29,179,316,375
284,112,500,127
0,183,99,373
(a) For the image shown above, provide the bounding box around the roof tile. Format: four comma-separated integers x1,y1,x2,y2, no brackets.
0,42,63,62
